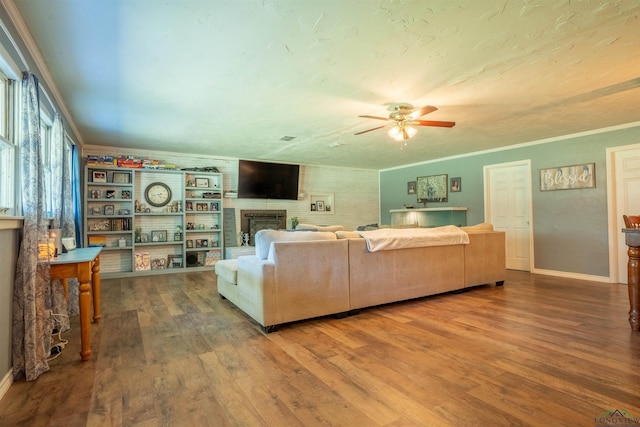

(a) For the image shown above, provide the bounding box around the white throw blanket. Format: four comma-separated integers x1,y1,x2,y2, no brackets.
358,225,470,252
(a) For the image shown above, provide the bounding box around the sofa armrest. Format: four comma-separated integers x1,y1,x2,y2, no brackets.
236,256,276,326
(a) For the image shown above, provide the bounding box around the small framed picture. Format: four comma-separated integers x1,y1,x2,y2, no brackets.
118,209,130,215
196,239,203,248
202,239,208,247
151,230,167,242
92,171,107,183
141,233,149,243
186,240,194,248
450,177,461,192
121,190,131,199
91,207,101,215
196,202,208,211
196,178,209,188
113,172,130,184
210,202,218,211
186,201,193,211
105,190,116,199
90,190,101,199
104,205,115,215
167,255,183,268
311,203,316,211
407,181,416,195
316,200,325,211
174,232,182,241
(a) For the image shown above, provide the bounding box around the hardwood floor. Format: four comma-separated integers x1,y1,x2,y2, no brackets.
1,270,639,426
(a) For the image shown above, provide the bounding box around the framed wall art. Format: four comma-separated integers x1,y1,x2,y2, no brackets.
416,174,448,203
540,163,595,191
450,177,461,192
407,181,416,195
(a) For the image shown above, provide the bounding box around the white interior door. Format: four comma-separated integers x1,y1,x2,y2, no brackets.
612,146,640,284
485,161,533,271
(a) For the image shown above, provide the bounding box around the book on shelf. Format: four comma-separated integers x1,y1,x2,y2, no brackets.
135,252,151,271
204,249,221,266
88,235,107,247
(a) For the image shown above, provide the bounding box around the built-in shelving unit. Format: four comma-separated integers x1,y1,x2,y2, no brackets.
84,166,224,278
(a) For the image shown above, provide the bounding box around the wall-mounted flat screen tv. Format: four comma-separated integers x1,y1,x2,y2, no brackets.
237,160,300,200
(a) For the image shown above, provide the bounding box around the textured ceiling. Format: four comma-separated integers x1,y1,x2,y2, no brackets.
9,0,640,170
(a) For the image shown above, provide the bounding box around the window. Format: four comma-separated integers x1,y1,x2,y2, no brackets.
0,71,15,213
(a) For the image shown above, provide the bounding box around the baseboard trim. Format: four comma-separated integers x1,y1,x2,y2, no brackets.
532,268,611,283
0,369,13,402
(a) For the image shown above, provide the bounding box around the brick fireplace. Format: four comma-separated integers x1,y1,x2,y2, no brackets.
240,209,287,245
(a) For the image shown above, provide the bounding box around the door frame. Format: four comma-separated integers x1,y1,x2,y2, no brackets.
483,159,535,272
606,142,640,283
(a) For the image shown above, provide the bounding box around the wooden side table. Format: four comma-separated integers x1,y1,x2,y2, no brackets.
622,228,640,331
48,247,102,360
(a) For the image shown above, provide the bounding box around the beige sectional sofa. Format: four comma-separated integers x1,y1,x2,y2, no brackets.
215,225,505,332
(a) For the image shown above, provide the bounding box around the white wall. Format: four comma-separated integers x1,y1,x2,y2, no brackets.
83,145,380,240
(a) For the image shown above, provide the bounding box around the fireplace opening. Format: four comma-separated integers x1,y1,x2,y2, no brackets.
240,210,287,245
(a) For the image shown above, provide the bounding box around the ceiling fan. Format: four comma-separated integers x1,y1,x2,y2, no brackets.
355,104,455,146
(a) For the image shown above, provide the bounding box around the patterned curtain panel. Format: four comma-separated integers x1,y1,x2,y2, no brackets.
12,72,55,381
50,113,64,228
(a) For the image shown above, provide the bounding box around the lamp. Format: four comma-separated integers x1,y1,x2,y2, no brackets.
388,123,417,148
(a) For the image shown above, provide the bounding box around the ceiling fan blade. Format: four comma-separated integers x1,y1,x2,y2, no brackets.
408,105,438,119
412,120,456,128
358,115,390,121
354,125,387,135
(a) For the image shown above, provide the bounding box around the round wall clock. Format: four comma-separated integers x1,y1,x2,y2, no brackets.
144,182,172,207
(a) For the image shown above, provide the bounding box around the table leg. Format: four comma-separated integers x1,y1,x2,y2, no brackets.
628,245,640,331
77,262,93,361
92,255,101,324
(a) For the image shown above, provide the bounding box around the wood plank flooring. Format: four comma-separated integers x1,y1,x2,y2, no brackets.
1,270,639,426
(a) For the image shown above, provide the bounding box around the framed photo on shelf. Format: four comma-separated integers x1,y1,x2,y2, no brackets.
196,239,202,248
141,233,149,243
151,258,166,270
201,239,208,247
151,230,167,242
186,240,194,248
113,172,130,184
167,255,183,268
196,202,208,211
450,177,461,192
196,178,209,188
186,201,193,211
103,205,115,215
90,190,101,199
174,232,182,241
210,202,218,211
91,207,101,215
118,209,130,215
105,190,116,199
121,190,131,199
316,200,325,211
92,170,107,183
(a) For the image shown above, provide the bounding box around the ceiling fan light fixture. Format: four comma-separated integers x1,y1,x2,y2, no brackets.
388,125,417,142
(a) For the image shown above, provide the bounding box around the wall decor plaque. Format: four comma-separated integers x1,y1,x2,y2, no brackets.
540,163,595,191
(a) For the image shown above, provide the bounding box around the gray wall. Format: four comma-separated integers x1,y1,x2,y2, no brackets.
380,125,640,277
0,227,19,381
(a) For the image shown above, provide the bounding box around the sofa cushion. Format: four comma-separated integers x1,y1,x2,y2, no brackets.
254,229,338,260
215,259,238,284
461,223,494,233
336,230,361,239
295,223,345,232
